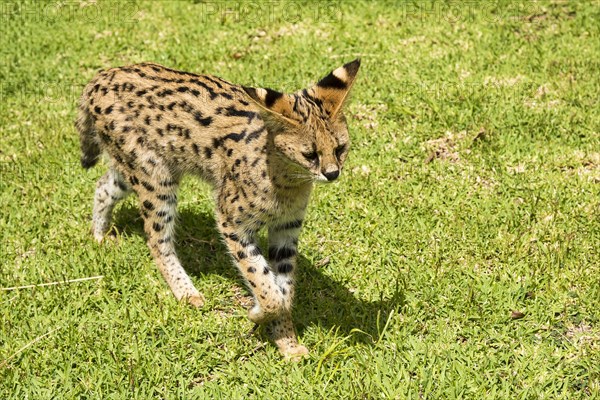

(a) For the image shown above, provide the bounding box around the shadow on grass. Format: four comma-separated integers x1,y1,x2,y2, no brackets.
113,204,403,343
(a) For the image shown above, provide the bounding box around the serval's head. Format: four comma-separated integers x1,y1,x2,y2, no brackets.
243,59,361,183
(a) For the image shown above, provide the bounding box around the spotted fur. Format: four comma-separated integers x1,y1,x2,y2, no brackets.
76,59,360,357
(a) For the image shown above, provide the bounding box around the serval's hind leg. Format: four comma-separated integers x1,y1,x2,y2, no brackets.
92,168,132,242
126,163,205,308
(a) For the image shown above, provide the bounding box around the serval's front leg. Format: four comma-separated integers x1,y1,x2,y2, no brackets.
217,215,287,325
267,218,308,358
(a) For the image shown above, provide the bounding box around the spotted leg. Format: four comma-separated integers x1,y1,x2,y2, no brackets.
266,218,308,358
92,168,132,242
122,161,204,308
217,216,288,325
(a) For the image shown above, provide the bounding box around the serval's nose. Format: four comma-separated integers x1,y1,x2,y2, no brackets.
323,169,340,181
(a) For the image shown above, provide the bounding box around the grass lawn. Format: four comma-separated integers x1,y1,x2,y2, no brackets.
1,0,599,398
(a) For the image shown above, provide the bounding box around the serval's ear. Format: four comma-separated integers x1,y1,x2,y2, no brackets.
307,58,361,118
241,87,299,126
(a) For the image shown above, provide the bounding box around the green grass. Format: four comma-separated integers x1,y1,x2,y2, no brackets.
1,0,599,398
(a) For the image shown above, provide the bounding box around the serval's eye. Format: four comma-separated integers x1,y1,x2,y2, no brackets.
302,151,318,163
335,144,347,158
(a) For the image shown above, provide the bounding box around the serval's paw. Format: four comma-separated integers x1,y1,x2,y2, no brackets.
91,225,117,244
281,343,309,361
186,293,205,308
248,303,284,324
248,292,287,324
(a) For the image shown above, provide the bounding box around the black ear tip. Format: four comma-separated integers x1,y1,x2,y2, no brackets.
344,58,361,76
